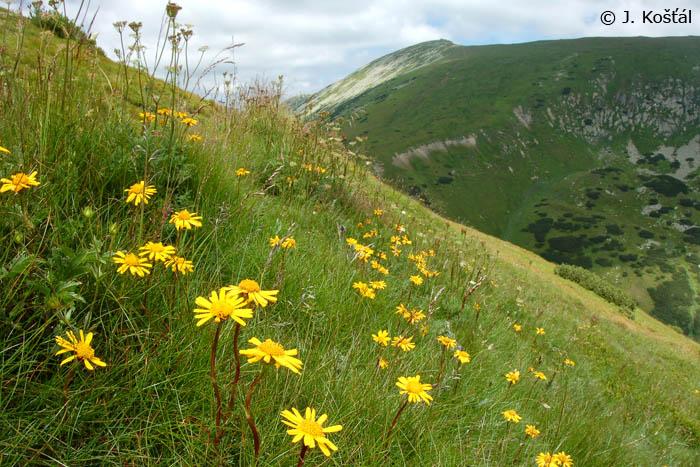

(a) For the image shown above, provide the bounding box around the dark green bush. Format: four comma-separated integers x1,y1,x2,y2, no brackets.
555,264,636,317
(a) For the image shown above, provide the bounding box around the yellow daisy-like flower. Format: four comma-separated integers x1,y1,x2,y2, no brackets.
513,323,522,332
534,371,547,381
346,237,358,246
372,330,390,346
1,171,40,193
369,280,386,290
235,167,250,176
157,108,171,116
454,350,471,364
165,255,194,275
124,181,156,206
406,309,426,324
536,452,556,467
139,112,155,122
525,424,540,438
139,241,175,262
554,452,574,467
505,370,520,384
536,327,546,335
379,357,389,369
181,117,198,126
55,330,107,370
227,278,279,308
240,337,303,374
374,209,383,215
409,275,423,286
564,359,575,367
281,407,342,457
174,111,188,119
281,237,296,249
502,410,522,423
437,335,457,348
169,209,203,230
270,235,281,247
395,303,410,319
187,134,202,142
193,287,253,327
391,335,415,352
396,375,433,404
113,251,152,276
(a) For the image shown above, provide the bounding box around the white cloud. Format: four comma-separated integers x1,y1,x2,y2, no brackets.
40,0,699,98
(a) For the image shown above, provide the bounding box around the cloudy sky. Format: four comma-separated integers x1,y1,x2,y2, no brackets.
43,0,699,98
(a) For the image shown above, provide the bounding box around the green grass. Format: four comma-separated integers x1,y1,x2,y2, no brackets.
1,6,700,466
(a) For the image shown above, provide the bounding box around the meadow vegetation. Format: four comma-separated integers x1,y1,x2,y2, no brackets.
1,3,700,465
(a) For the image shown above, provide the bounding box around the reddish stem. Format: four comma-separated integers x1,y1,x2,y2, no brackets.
297,444,308,467
211,322,223,446
245,370,265,458
385,398,409,449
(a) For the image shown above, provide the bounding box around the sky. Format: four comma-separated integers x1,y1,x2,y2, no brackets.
29,0,699,98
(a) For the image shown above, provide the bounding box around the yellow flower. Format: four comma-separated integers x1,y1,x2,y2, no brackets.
502,410,522,423
124,181,156,206
187,134,202,142
534,371,547,381
406,309,426,324
165,255,194,275
55,330,107,370
139,112,155,122
157,108,171,115
193,288,253,327
346,237,358,246
281,407,342,457
180,117,198,126
1,171,40,193
513,323,522,332
169,209,203,230
270,235,281,247
226,278,278,308
505,370,520,384
374,209,383,215
453,350,471,364
525,424,540,438
240,337,303,374
437,335,457,348
536,327,546,335
554,451,574,467
0,141,10,154
281,237,296,249
409,275,423,286
395,303,410,319
113,251,152,276
564,359,575,367
379,358,389,369
235,167,250,176
536,452,555,467
174,111,188,119
391,335,415,352
139,241,175,262
396,375,433,404
372,330,390,346
369,280,386,290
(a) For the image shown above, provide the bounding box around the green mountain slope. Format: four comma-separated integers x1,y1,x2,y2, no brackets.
2,7,700,465
309,37,700,338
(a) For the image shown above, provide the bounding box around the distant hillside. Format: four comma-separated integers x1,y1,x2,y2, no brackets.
305,37,700,338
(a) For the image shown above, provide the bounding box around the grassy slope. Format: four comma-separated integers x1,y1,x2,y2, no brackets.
1,9,700,466
329,37,700,338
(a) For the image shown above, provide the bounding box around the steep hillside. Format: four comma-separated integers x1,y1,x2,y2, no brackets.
2,7,700,466
310,37,700,338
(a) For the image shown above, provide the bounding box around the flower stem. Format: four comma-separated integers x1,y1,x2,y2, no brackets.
211,322,223,446
61,365,76,406
245,369,265,458
385,398,409,449
436,347,447,386
226,322,243,413
296,444,308,467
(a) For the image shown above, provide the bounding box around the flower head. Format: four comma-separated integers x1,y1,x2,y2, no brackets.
169,209,203,230
55,330,107,370
406,309,426,324
281,237,296,249
235,167,250,176
139,241,175,262
409,275,423,286
139,112,155,123
180,117,198,126
536,327,546,335
505,370,520,384
193,288,253,326
165,255,194,275
378,358,389,369
564,359,575,367
395,303,410,319
187,134,202,142
513,323,522,332
536,452,555,467
369,280,386,290
391,335,415,352
502,410,522,423
1,171,40,193
227,279,278,308
525,424,540,438
270,235,281,247
372,330,390,346
124,181,156,206
240,337,303,374
113,251,152,276
374,209,383,215
454,350,471,364
533,371,547,381
437,335,457,348
554,452,574,467
281,407,342,457
396,375,433,404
